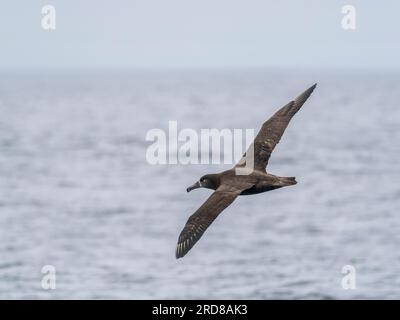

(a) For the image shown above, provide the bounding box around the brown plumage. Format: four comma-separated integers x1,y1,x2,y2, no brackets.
176,84,317,259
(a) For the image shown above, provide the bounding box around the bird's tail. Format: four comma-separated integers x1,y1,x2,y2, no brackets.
279,176,297,186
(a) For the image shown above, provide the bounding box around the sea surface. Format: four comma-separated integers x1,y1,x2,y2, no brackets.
0,69,399,299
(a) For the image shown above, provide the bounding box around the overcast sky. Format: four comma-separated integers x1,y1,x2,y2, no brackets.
1,0,399,70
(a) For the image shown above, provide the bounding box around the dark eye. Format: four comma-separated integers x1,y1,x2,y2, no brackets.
200,178,205,182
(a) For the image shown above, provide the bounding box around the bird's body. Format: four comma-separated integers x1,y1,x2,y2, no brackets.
201,169,297,195
238,172,297,195
176,84,317,258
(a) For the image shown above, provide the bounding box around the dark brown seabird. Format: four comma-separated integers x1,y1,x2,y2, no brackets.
176,84,317,258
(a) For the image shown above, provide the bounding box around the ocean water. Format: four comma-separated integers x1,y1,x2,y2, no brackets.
0,69,399,299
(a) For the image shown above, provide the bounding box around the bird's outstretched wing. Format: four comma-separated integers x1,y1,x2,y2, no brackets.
236,83,317,171
176,185,248,259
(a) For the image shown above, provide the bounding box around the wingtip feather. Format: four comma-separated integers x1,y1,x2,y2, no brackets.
304,83,317,95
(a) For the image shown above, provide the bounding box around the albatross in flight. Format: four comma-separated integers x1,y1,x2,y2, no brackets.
176,84,317,258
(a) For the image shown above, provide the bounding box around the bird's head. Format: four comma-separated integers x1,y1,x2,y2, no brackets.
186,174,219,192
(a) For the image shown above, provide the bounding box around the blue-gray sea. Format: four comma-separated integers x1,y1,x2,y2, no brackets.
0,69,399,299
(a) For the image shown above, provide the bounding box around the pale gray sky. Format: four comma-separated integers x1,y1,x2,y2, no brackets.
1,0,399,70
